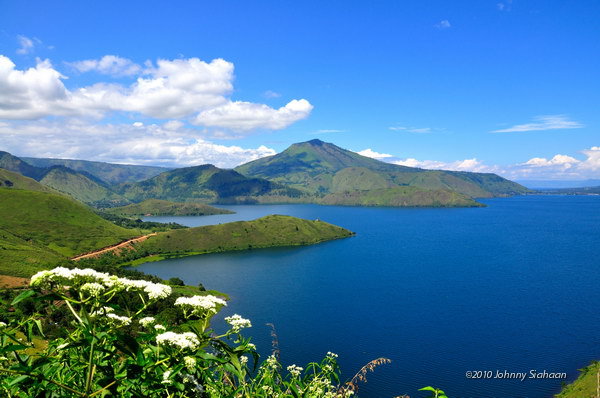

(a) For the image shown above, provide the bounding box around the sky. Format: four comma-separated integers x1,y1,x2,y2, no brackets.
0,0,598,181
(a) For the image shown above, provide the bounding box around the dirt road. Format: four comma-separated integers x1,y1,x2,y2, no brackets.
71,233,157,261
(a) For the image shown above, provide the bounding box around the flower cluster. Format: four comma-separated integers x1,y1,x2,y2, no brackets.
30,267,172,300
156,331,200,350
106,313,131,326
174,295,226,316
287,364,303,378
139,317,155,327
224,314,252,333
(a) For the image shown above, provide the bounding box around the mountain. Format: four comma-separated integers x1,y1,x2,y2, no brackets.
39,166,129,207
104,199,234,216
0,151,46,180
23,156,169,184
0,188,140,276
235,139,530,205
116,164,304,204
517,179,600,189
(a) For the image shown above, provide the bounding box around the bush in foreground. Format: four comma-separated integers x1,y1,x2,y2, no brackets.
0,267,357,397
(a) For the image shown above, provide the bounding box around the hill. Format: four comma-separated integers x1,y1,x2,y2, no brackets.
39,166,129,207
0,168,57,193
23,156,169,184
136,214,354,258
0,189,139,272
235,139,530,205
0,151,46,180
104,199,234,216
116,164,304,204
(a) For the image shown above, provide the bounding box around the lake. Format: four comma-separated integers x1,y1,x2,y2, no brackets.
139,196,600,398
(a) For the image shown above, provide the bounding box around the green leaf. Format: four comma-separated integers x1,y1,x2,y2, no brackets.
10,289,36,305
7,374,29,386
419,386,437,392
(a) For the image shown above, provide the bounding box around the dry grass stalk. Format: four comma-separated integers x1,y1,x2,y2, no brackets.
337,357,392,396
266,322,280,361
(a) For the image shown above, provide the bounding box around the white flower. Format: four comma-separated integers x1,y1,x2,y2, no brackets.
162,370,172,385
287,364,303,378
156,331,200,350
184,356,196,371
106,313,131,326
154,324,166,331
139,317,155,327
224,314,252,333
327,351,338,359
265,354,279,370
117,278,172,299
174,295,226,315
247,343,256,350
240,355,249,365
80,282,105,296
0,322,6,328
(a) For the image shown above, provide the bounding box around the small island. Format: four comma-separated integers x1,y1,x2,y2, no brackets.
103,199,234,216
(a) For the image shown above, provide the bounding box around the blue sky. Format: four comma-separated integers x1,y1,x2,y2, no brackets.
0,0,598,180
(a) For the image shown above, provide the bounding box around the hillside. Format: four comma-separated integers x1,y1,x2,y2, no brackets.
235,139,530,204
0,189,139,263
104,199,234,216
40,166,129,206
116,164,304,204
0,151,46,180
136,214,354,258
23,156,169,184
0,168,57,193
556,361,600,398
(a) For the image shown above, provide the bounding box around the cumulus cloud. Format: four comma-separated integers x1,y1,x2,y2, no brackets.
522,154,580,168
194,99,313,131
392,158,497,173
435,20,451,29
0,119,276,168
492,115,583,133
0,55,313,131
68,55,142,76
357,148,393,160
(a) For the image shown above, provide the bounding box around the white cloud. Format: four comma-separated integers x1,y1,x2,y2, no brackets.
263,90,281,98
580,147,600,170
522,154,580,168
492,115,583,133
497,0,512,11
0,55,313,132
16,35,35,55
389,126,432,133
435,20,451,29
357,148,393,160
0,119,276,168
392,158,496,173
68,55,142,76
193,99,313,131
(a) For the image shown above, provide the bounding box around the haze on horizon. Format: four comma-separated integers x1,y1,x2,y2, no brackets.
0,0,598,182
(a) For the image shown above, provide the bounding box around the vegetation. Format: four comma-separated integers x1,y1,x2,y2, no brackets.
320,187,483,207
0,169,56,194
22,156,169,185
556,361,600,398
103,199,234,216
136,215,354,259
115,164,304,204
235,139,531,205
0,189,139,269
0,267,385,397
40,166,129,207
95,212,186,231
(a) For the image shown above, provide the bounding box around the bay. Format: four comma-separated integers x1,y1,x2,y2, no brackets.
139,196,600,398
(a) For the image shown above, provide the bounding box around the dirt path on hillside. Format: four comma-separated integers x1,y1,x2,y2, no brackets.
71,233,158,261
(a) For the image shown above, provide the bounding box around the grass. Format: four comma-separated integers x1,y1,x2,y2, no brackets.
136,214,354,259
103,199,234,216
556,361,600,398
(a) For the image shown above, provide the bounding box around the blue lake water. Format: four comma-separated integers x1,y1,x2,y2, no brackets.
139,196,600,398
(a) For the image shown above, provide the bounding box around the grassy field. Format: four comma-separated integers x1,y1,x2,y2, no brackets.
103,199,234,216
136,214,354,259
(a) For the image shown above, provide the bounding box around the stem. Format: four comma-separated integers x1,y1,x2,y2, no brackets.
65,300,84,326
84,331,96,394
0,368,85,396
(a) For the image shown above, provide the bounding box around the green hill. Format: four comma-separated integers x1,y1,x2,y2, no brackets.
23,156,169,184
136,214,354,258
0,189,139,262
39,166,129,207
116,164,304,204
104,199,234,216
0,168,57,193
0,151,46,180
235,139,530,205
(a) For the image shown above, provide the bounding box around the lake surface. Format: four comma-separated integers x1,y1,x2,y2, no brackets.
139,196,600,398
